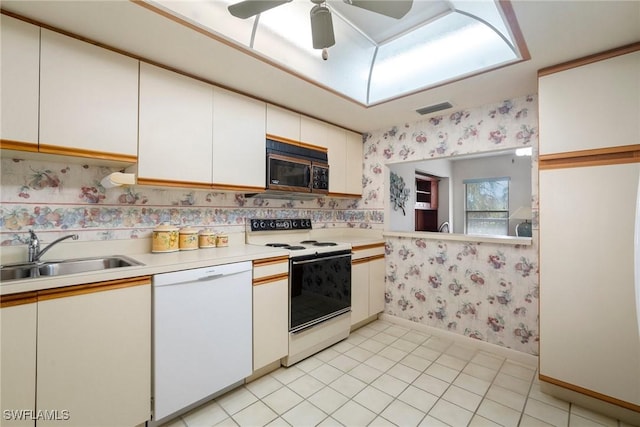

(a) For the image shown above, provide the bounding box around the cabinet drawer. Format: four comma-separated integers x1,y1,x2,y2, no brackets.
253,256,289,283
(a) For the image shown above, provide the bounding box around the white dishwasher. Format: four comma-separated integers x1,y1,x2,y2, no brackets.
152,261,252,424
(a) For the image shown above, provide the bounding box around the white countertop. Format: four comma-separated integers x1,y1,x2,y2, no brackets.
1,230,386,296
1,244,289,296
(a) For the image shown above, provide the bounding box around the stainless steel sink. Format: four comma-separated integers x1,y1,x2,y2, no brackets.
1,263,40,281
1,256,143,282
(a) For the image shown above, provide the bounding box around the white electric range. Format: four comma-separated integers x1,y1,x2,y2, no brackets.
246,218,352,366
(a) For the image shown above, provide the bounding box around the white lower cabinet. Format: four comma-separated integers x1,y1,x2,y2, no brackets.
351,244,385,326
1,279,152,427
0,297,37,427
252,257,289,372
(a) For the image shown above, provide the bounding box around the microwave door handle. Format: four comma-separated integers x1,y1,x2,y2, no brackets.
306,166,311,189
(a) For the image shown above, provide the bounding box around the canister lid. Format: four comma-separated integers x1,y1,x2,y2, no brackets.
199,229,216,236
179,226,198,235
154,223,179,232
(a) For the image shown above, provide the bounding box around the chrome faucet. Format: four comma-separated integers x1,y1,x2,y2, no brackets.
28,229,79,262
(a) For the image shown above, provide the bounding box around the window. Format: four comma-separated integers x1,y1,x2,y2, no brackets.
464,177,509,235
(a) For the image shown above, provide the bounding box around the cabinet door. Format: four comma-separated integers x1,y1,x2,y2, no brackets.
351,260,369,325
345,131,363,196
213,88,266,189
37,282,151,427
300,115,328,148
539,51,640,155
39,29,138,158
266,104,300,141
368,256,385,315
539,163,640,406
326,125,348,194
0,15,39,146
138,63,213,186
1,300,37,427
253,278,288,370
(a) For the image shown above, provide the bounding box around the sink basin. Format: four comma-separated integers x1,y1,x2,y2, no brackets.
1,256,143,282
1,263,40,281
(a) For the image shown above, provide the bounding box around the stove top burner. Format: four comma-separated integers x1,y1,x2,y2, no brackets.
300,240,318,244
313,242,338,247
266,243,290,247
287,246,306,250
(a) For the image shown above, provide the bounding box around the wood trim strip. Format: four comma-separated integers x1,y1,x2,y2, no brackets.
499,0,531,61
0,291,38,308
37,276,151,301
539,145,640,170
538,42,640,77
211,183,265,193
352,254,385,265
327,192,363,199
352,243,385,252
136,177,212,189
253,256,290,267
0,139,39,152
253,273,288,286
266,134,327,153
539,374,640,413
38,144,137,163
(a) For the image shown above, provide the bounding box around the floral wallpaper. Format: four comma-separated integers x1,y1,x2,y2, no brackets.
361,94,540,355
1,94,538,355
0,160,382,246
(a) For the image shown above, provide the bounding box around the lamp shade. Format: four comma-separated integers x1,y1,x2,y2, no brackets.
310,4,335,49
510,206,532,220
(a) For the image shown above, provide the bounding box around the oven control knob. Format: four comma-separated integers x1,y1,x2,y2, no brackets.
282,221,290,229
259,221,266,229
292,220,298,228
252,220,260,230
269,221,275,229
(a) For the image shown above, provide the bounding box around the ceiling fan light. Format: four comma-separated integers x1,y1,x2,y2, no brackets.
310,4,335,49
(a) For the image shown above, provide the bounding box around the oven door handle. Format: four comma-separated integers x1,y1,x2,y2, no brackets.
291,253,352,266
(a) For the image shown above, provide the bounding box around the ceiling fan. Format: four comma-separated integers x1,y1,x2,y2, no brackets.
228,0,413,52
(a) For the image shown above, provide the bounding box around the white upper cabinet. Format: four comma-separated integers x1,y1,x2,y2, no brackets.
539,50,640,155
325,124,348,194
301,116,362,196
266,104,300,141
138,63,214,186
300,115,328,149
1,15,39,146
345,131,363,196
39,29,138,159
213,88,266,189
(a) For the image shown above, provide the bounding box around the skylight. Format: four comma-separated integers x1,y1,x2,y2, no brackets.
152,0,526,106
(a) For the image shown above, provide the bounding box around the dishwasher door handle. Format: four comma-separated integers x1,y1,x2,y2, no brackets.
197,273,224,281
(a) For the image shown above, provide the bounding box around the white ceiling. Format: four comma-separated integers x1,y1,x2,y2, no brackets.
2,1,639,133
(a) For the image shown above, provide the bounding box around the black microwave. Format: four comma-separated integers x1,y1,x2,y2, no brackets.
266,139,329,194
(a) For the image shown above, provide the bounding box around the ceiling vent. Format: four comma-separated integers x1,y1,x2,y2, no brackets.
416,102,453,115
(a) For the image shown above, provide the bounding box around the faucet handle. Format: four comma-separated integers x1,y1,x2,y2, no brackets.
28,229,38,245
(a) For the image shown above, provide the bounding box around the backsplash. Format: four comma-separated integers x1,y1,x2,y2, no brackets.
0,159,382,246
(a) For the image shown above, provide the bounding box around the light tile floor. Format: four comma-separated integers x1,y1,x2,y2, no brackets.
162,319,636,427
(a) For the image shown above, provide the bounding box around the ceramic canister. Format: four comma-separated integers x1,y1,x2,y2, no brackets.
198,229,217,248
216,233,229,247
152,224,179,253
179,226,199,251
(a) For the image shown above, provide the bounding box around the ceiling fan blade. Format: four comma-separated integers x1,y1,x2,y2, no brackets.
228,0,292,19
345,0,413,19
310,4,336,49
